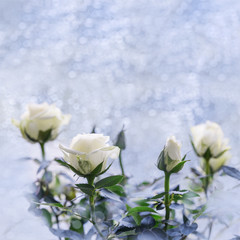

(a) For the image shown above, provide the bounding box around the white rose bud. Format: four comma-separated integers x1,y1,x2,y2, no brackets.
164,136,182,172
191,121,230,158
13,102,71,143
158,136,183,173
59,133,120,175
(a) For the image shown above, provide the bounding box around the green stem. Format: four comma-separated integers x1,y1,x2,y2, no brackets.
208,218,213,240
50,206,61,240
119,150,125,176
87,178,105,239
89,196,105,239
164,172,170,231
40,142,45,161
204,157,211,197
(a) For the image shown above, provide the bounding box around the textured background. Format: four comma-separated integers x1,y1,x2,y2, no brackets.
1,0,240,239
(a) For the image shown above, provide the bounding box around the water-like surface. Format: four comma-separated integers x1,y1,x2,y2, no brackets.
1,0,240,239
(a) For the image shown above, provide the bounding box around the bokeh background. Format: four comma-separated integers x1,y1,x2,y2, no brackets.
1,0,240,239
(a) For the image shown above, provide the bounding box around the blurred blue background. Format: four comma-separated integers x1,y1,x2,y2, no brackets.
1,0,240,239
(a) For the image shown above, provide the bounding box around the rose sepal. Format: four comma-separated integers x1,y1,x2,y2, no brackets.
213,148,230,158
55,157,112,179
190,138,201,157
157,148,166,172
169,158,188,174
167,154,188,174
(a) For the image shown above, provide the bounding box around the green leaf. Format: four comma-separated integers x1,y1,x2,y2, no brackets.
183,191,200,199
127,206,156,214
75,184,95,196
170,160,188,174
34,202,64,208
116,230,136,237
188,205,206,220
41,209,52,227
95,175,124,189
172,190,199,204
126,205,141,226
105,185,126,197
134,199,150,206
151,192,166,200
151,214,163,222
182,198,194,205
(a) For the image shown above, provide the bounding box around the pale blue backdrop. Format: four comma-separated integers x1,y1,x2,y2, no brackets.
1,0,240,239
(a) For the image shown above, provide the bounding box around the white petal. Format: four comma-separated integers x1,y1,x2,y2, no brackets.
59,144,85,156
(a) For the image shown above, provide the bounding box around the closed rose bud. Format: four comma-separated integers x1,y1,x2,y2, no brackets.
115,128,126,150
164,136,182,172
191,121,230,158
157,136,182,173
59,133,120,175
13,102,71,144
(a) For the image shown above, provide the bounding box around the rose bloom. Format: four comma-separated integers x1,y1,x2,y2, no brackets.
59,133,120,175
191,121,230,158
164,136,182,172
13,102,71,143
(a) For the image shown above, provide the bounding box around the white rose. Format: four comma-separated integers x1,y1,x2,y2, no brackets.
191,121,230,158
59,133,120,175
13,102,71,143
164,136,182,172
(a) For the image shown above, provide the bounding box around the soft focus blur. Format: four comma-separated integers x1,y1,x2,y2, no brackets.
1,0,240,239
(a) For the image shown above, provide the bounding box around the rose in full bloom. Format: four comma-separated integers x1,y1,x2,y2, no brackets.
158,136,183,173
191,121,230,158
13,103,71,144
59,133,120,175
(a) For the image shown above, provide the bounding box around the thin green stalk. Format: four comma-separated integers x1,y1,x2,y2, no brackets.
89,195,105,239
50,206,61,240
40,142,45,161
204,157,211,197
40,142,60,240
208,218,213,240
39,142,48,178
164,172,170,231
119,150,125,176
87,178,105,239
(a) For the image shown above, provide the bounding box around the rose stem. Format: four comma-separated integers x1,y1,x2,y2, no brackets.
40,142,61,240
87,177,105,239
164,172,170,231
204,157,211,197
40,142,45,161
119,150,125,176
50,206,61,240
